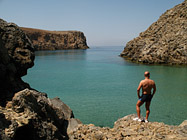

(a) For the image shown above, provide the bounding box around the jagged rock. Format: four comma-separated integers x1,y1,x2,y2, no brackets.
0,89,82,140
21,27,89,51
69,114,187,140
50,97,82,135
0,18,35,105
179,120,187,128
50,97,74,120
120,1,187,65
67,118,82,135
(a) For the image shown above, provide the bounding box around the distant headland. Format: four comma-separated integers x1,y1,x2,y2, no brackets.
21,27,89,51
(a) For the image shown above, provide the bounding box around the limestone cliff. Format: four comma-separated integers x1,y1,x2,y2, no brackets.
0,18,35,105
21,27,89,51
120,1,187,65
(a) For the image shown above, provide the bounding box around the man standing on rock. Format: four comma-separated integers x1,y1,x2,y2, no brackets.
133,71,156,122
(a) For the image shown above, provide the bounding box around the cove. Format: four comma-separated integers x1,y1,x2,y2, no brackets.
23,46,187,127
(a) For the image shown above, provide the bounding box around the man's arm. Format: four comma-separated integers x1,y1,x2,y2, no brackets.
137,81,142,99
152,82,156,96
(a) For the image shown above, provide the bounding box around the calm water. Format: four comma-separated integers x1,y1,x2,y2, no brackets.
23,46,187,127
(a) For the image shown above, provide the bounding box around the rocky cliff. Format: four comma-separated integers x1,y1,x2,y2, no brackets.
0,18,81,140
0,18,35,106
21,27,89,51
120,1,187,65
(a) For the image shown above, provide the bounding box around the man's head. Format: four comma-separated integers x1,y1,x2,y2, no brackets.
144,71,150,78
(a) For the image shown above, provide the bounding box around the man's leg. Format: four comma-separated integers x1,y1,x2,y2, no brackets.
136,100,144,118
145,101,151,120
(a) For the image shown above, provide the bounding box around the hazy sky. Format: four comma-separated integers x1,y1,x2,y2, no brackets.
0,0,184,46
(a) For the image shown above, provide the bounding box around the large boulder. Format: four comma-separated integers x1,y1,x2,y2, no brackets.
0,19,35,105
21,27,89,51
0,89,81,140
50,97,74,120
120,1,187,65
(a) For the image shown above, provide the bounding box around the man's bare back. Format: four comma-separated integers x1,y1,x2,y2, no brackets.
140,79,155,95
137,71,156,97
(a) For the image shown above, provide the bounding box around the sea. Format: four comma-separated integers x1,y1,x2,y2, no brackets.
22,46,187,127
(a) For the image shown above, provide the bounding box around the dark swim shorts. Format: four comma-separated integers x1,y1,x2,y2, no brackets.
139,94,153,102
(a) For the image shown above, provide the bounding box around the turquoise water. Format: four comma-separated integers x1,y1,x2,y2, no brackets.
23,46,187,127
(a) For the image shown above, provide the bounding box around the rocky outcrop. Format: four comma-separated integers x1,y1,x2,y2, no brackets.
0,89,81,140
69,114,187,140
0,18,35,105
0,18,81,140
21,27,89,51
120,1,187,65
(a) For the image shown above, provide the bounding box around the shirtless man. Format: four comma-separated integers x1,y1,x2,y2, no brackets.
134,71,156,122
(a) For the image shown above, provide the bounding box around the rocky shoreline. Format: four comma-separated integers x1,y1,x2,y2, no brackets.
21,27,89,51
120,0,187,65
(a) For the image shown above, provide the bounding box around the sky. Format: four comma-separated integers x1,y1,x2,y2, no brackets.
0,0,184,46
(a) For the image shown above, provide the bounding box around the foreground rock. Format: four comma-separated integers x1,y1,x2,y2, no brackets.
0,89,81,140
21,27,89,51
0,18,81,140
69,114,187,140
120,1,187,65
0,18,35,105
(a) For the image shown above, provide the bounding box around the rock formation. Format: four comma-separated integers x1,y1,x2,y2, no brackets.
69,114,187,140
0,18,81,140
120,1,187,65
0,18,35,105
0,89,81,140
21,27,89,51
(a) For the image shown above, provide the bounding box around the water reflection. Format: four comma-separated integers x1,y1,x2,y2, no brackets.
35,50,87,61
35,49,87,56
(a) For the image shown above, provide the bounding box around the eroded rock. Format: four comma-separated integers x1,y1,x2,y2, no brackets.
0,18,35,105
0,89,81,140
